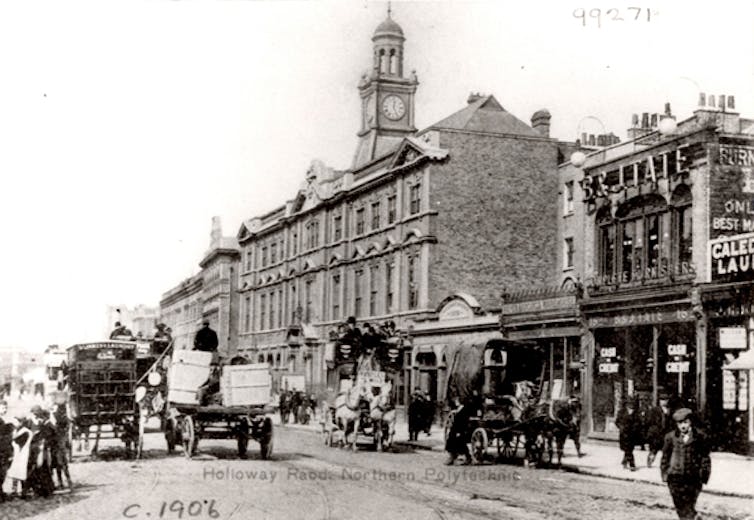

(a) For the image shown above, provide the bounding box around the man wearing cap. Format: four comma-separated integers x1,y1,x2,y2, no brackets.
661,407,711,520
193,319,219,354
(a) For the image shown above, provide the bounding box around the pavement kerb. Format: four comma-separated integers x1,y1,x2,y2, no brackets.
277,421,754,499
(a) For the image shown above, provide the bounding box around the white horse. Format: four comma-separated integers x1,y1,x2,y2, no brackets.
369,381,396,452
334,383,364,451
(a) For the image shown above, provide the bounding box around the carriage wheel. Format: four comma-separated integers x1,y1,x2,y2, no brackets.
237,418,249,459
443,411,455,443
180,416,196,459
470,428,488,465
165,418,176,454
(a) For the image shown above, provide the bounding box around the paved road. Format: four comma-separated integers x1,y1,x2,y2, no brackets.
5,424,753,520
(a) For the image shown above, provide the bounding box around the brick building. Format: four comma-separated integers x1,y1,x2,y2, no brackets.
236,13,564,406
505,96,754,453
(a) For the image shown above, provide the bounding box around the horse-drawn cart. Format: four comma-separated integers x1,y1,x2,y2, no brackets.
65,341,142,456
163,350,274,459
445,339,580,467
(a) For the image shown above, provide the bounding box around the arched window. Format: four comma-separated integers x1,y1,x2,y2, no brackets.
389,49,397,74
379,49,388,73
258,354,265,363
599,194,670,285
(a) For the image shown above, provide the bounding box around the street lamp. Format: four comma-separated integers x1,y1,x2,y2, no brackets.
569,115,606,167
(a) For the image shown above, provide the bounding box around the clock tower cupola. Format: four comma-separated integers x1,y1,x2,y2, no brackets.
352,8,418,169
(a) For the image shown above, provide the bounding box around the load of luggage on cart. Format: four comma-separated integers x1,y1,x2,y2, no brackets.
321,319,404,452
444,339,582,467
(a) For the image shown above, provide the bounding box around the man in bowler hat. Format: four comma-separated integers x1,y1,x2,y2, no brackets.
660,408,711,520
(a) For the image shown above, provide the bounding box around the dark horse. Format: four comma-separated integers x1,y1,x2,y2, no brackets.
522,397,583,467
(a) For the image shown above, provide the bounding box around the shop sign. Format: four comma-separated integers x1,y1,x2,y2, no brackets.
599,362,619,374
719,327,747,350
709,232,754,281
667,344,687,356
723,370,737,410
600,347,616,358
581,144,694,203
357,370,385,385
502,295,577,316
586,308,693,329
666,361,690,373
738,371,749,411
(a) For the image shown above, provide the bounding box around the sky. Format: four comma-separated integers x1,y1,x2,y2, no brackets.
1,0,753,352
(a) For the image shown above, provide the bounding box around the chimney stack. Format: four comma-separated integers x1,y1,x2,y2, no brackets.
530,109,552,137
467,92,484,104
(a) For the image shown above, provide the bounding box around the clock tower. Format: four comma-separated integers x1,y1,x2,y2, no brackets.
352,10,418,169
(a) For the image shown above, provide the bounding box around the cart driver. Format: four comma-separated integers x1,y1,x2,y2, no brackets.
194,319,219,361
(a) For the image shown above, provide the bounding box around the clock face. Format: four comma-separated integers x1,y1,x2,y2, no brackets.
382,95,406,121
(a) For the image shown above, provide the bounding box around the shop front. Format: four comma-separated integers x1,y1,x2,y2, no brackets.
582,301,699,439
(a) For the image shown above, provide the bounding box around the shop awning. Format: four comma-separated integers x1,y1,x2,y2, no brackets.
725,349,754,370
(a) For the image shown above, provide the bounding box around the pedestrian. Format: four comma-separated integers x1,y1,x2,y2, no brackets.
616,397,641,471
290,390,302,424
444,396,475,465
27,406,55,498
0,400,14,502
661,408,711,520
279,390,290,424
51,400,73,490
408,388,425,441
645,395,672,468
151,323,172,356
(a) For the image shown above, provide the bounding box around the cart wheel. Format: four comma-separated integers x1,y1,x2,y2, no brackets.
470,428,488,465
237,418,249,459
444,411,455,443
181,416,196,458
260,417,273,460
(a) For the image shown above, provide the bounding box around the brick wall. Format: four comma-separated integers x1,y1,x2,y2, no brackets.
429,131,560,310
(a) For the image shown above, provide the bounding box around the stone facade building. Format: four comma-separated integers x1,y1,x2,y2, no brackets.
160,217,240,357
236,13,565,406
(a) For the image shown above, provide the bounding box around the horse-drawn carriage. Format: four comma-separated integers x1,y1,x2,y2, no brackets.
445,339,581,467
321,322,403,452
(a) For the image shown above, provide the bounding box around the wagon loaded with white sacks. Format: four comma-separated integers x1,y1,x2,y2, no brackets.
163,351,274,459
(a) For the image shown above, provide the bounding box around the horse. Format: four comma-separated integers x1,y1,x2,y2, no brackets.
369,380,396,452
549,397,583,465
334,382,365,451
522,398,582,468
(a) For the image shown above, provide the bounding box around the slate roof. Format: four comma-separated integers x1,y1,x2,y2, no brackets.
429,95,539,137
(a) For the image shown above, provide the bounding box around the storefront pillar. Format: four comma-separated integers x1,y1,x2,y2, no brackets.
696,314,708,411
583,329,595,434
652,326,659,405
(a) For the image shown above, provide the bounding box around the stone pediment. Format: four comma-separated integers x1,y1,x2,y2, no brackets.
388,136,448,171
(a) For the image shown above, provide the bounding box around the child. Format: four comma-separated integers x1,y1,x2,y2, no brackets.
0,400,14,502
51,401,73,490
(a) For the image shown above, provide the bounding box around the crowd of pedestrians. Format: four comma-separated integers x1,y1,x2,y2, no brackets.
0,397,73,502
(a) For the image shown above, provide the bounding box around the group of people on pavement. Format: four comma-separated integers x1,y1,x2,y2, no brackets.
616,394,712,520
0,399,73,502
278,390,317,425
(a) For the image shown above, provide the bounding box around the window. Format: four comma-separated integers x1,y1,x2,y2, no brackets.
270,243,277,264
278,289,284,328
290,285,297,322
356,208,365,235
291,232,298,256
599,224,616,278
260,294,266,330
333,214,342,242
564,238,574,269
387,195,397,224
261,246,268,267
564,181,574,215
369,265,379,316
409,183,421,215
270,291,276,329
304,279,313,322
354,269,364,317
371,201,381,230
408,255,418,309
678,205,692,266
306,220,319,250
244,295,251,332
245,250,252,271
385,262,394,312
331,274,341,320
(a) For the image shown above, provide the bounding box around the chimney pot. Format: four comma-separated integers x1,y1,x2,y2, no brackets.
698,93,706,107
728,95,736,109
665,102,672,116
651,114,658,127
530,109,552,137
588,134,595,146
631,114,639,126
641,113,649,128
708,94,716,108
719,94,726,111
